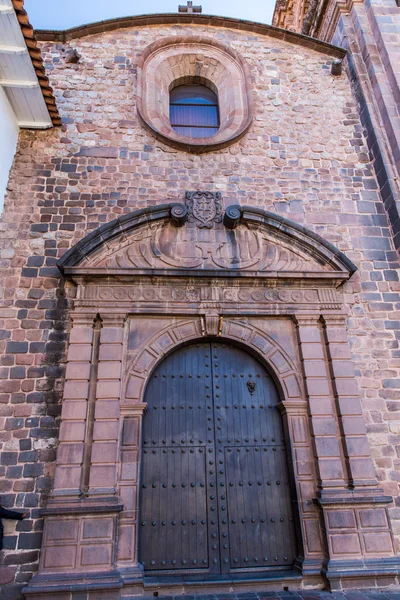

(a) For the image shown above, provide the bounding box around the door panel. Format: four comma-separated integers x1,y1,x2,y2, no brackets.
140,447,209,571
139,341,297,577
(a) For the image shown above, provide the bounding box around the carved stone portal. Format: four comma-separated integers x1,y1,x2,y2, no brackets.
24,202,400,600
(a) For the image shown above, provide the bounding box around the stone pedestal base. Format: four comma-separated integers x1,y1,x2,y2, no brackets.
315,490,400,590
23,498,126,600
324,557,400,591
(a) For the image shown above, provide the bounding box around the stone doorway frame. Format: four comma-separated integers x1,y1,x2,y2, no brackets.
24,203,400,599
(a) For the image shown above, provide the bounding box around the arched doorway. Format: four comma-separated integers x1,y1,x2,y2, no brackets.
139,341,297,577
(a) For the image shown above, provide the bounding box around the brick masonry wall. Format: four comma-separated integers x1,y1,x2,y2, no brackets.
0,23,399,599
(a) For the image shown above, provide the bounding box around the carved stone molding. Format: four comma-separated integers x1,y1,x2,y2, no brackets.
58,203,357,284
135,37,253,153
75,282,343,314
124,317,303,405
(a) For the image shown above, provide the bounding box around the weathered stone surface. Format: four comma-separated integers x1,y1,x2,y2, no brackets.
0,16,400,600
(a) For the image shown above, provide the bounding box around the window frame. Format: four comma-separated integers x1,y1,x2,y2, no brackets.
169,84,220,138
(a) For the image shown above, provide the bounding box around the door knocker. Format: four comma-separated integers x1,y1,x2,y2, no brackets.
246,380,256,395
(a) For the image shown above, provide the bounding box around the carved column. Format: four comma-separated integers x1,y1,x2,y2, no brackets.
88,314,126,496
294,315,348,492
322,315,377,488
52,313,95,497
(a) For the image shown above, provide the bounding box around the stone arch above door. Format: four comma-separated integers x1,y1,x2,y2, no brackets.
124,317,302,406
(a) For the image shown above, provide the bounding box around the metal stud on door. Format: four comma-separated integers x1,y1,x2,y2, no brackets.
138,342,297,576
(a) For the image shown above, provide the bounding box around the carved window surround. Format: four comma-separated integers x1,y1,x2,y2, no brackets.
135,37,253,153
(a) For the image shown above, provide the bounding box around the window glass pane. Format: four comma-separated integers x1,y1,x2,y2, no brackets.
170,85,217,105
170,105,219,127
172,126,219,138
170,84,219,138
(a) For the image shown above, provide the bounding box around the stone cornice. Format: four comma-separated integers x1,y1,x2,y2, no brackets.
35,13,346,59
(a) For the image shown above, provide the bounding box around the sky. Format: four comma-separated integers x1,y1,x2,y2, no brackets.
24,0,275,30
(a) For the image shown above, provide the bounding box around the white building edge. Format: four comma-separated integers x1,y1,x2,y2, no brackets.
0,0,58,211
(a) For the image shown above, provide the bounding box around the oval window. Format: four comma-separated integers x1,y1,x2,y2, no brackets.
169,84,219,139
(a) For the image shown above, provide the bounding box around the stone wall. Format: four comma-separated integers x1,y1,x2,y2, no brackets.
0,22,399,598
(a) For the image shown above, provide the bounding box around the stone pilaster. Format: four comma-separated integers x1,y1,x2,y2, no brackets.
52,313,95,497
88,314,126,496
322,315,377,488
294,315,348,492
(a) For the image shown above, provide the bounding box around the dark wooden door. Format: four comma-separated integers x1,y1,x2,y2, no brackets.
139,342,297,577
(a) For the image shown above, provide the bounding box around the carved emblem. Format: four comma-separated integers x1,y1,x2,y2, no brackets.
185,191,222,229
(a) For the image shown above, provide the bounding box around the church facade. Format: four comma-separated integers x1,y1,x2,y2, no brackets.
1,4,400,600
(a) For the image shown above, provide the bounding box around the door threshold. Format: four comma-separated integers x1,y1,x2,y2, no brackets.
143,570,302,588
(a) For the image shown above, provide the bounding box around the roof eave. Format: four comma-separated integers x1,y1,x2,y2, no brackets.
9,0,60,127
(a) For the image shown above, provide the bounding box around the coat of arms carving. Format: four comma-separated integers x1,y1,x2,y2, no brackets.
185,191,222,229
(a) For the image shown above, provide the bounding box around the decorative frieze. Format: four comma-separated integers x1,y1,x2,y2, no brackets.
78,283,342,312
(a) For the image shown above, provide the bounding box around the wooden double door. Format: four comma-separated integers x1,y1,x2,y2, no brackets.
139,341,297,577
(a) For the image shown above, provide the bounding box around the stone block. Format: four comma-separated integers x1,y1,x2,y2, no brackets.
61,400,87,420
43,545,76,569
98,344,123,361
327,509,356,529
64,380,90,399
304,518,323,553
59,421,86,442
342,416,367,435
334,378,359,396
88,464,116,488
121,417,139,446
358,508,388,529
318,457,345,481
69,328,94,345
53,465,82,490
97,361,122,380
80,543,112,567
67,344,92,362
120,450,139,481
56,442,84,464
0,566,17,585
93,420,119,440
65,362,91,380
90,441,118,463
17,532,42,550
96,380,121,399
363,532,394,554
117,523,135,562
94,399,120,419
100,328,124,344
330,533,361,555
82,518,113,540
45,518,79,542
314,436,341,457
306,378,331,396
